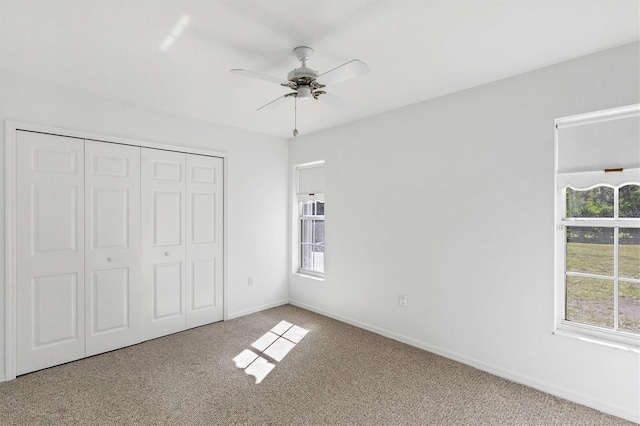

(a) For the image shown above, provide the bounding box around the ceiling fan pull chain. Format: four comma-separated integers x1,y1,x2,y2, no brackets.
293,97,299,137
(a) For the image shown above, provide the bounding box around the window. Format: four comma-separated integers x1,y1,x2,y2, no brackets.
300,199,324,275
296,162,325,277
555,105,640,347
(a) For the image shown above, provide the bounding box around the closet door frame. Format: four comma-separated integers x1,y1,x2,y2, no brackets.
3,120,228,382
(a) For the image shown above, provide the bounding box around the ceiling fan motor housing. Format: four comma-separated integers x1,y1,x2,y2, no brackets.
287,67,318,82
288,67,318,100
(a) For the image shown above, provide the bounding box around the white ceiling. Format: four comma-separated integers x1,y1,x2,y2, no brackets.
1,0,638,139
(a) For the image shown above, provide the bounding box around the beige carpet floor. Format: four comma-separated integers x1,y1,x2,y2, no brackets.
0,304,635,425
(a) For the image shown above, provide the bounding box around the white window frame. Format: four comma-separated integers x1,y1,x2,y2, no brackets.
293,161,325,279
554,105,640,350
298,194,325,278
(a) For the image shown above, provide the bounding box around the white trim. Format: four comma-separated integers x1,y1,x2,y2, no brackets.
295,269,325,280
557,170,640,189
3,121,17,382
561,218,640,228
295,160,325,170
222,154,229,322
226,300,288,320
3,120,229,382
4,121,227,157
555,322,640,351
292,272,325,282
555,103,640,129
289,300,640,423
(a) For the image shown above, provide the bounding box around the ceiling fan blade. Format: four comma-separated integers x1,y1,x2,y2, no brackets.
317,59,369,85
257,93,294,112
230,69,290,86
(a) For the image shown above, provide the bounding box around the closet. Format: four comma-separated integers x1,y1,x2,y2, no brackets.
14,130,223,375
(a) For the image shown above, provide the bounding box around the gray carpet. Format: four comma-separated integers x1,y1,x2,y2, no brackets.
0,304,634,425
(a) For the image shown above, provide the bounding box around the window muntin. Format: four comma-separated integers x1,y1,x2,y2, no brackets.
299,200,324,275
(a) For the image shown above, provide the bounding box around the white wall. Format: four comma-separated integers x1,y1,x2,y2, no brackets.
289,42,640,422
0,73,290,380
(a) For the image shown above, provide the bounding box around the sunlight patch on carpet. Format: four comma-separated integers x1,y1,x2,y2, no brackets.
233,320,309,383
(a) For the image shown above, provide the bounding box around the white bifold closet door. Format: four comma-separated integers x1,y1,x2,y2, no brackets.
16,132,86,375
141,149,187,340
16,134,143,374
185,154,224,328
84,141,141,356
141,148,223,340
15,132,223,375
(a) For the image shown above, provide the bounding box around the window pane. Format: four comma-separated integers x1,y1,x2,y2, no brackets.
619,281,640,334
301,220,313,244
566,227,614,276
566,186,614,218
619,184,640,218
312,244,324,273
314,220,324,244
619,228,640,280
301,201,313,216
316,201,324,215
566,276,614,329
301,245,313,270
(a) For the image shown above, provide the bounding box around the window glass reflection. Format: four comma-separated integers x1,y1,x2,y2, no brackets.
566,186,614,218
620,184,640,218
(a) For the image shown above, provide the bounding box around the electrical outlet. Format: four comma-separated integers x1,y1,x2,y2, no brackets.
248,277,254,286
399,294,407,307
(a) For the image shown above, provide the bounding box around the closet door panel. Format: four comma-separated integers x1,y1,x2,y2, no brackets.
153,262,183,317
141,148,187,340
153,191,182,245
91,268,129,332
186,154,224,327
85,141,141,356
16,131,85,375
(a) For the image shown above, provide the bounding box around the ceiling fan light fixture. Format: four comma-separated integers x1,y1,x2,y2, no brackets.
297,86,312,101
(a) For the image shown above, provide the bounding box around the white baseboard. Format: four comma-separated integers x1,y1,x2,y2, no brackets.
289,299,639,424
226,300,289,320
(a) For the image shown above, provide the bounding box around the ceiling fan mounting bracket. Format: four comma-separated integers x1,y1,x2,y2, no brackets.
287,46,319,85
293,46,314,62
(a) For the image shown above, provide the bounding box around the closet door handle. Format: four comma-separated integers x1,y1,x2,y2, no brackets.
164,252,170,256
107,257,114,262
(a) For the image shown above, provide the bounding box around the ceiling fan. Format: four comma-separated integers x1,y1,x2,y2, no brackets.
230,46,369,136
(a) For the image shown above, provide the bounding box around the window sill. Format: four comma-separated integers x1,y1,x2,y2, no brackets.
293,272,324,282
553,328,640,354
